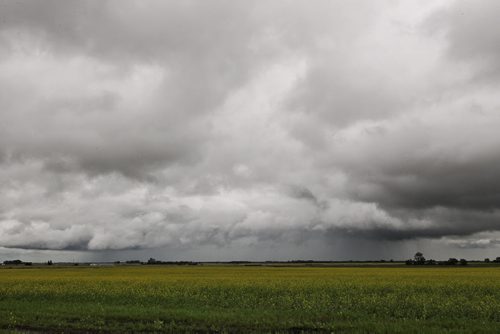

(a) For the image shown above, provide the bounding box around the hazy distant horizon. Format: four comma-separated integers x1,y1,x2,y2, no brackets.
2,0,500,262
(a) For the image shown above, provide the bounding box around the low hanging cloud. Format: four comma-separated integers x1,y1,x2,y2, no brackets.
1,0,500,253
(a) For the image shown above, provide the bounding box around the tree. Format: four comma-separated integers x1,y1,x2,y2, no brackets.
47,260,53,265
459,258,468,266
414,252,426,264
485,258,490,263
447,258,458,265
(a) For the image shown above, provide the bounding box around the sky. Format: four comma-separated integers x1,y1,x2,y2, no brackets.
1,0,500,262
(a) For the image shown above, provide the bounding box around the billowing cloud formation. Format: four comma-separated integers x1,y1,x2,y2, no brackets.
1,0,500,253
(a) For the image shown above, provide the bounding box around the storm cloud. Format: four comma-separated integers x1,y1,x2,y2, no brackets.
1,0,500,259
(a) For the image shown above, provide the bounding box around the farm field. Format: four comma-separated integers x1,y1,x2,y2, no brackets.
1,265,500,333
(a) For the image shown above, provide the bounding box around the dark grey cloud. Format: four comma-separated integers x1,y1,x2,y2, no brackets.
339,122,500,210
1,0,500,259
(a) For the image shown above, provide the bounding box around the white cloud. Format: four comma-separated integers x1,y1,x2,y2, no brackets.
1,0,500,257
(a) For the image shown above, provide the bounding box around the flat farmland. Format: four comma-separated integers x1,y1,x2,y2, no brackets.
1,265,500,333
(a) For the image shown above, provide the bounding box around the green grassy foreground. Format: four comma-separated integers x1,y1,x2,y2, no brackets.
1,266,500,333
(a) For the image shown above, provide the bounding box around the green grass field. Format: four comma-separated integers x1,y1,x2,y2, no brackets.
1,265,500,333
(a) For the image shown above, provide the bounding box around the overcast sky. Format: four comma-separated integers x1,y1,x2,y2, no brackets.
1,0,500,262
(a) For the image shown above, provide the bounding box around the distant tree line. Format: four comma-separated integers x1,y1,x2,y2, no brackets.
4,255,500,266
146,258,198,265
404,252,500,266
3,259,32,266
